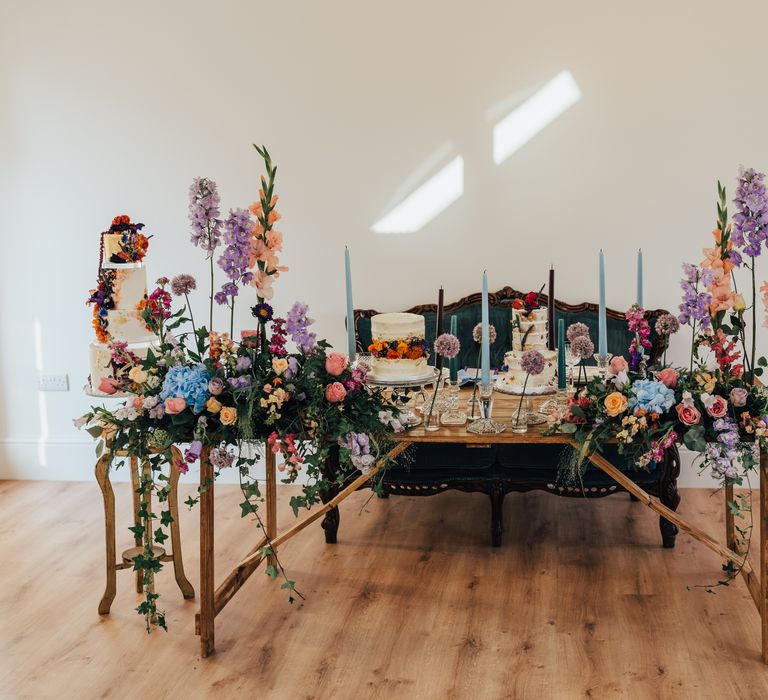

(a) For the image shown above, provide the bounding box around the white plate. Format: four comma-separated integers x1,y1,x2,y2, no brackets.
493,379,556,396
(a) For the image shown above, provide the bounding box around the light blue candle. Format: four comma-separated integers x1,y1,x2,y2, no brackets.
481,271,490,385
344,247,356,362
449,315,458,383
557,318,566,389
636,248,643,308
598,250,607,356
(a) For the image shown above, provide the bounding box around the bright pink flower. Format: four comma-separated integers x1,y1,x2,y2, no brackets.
325,382,347,403
657,368,679,389
676,403,701,426
325,352,347,376
164,397,187,414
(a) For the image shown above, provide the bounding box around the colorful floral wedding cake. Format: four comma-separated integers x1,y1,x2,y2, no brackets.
86,215,156,395
498,302,557,394
367,312,432,382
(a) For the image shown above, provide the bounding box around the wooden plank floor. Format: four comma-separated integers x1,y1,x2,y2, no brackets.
1,479,767,699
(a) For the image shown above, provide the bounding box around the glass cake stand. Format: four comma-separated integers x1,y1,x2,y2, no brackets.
364,369,443,428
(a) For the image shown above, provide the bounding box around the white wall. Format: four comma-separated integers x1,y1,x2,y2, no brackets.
2,0,767,486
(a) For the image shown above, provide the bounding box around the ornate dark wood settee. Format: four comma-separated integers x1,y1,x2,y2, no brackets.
320,287,680,549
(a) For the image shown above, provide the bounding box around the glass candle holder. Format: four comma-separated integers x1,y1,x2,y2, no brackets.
593,352,613,381
467,383,506,434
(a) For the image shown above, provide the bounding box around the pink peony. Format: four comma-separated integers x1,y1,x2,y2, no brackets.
325,352,347,377
730,387,749,407
325,382,347,403
164,397,187,414
608,356,629,376
97,377,119,395
676,403,701,426
705,395,728,419
657,368,679,389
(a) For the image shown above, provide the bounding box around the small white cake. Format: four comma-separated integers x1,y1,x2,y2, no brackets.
368,312,432,382
497,308,557,394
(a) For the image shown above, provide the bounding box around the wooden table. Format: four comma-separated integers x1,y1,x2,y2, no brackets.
194,389,768,662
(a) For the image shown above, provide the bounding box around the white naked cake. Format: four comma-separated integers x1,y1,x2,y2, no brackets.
498,308,557,394
86,215,155,395
367,312,432,382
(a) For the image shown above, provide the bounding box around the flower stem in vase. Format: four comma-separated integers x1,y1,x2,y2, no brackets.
515,374,529,426
425,369,442,431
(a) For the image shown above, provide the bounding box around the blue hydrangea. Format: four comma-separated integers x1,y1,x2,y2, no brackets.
160,363,212,414
628,379,676,415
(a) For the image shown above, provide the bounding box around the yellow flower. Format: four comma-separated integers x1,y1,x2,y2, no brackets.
206,397,222,414
695,371,716,393
733,293,746,311
219,407,238,425
272,357,289,375
128,366,148,384
604,391,628,417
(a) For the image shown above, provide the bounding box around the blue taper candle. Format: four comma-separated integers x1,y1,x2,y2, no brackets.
344,247,356,362
598,250,607,356
449,314,458,383
481,271,490,385
636,248,644,308
557,317,566,389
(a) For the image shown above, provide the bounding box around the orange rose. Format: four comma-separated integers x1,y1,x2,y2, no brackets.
603,391,628,417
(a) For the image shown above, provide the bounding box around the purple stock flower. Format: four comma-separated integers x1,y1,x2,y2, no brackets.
286,302,317,353
678,263,713,330
189,177,223,254
732,167,768,259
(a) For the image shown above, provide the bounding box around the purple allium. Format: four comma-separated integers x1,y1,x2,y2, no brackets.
654,312,680,336
209,446,235,469
472,323,497,344
434,333,460,359
678,263,713,330
571,335,594,360
286,302,317,353
189,177,223,254
566,322,590,342
732,167,768,259
520,349,545,375
170,274,197,297
251,302,274,322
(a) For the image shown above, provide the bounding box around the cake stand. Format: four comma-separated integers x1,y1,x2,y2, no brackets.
365,371,444,428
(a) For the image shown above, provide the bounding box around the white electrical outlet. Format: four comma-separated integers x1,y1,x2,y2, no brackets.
38,373,70,391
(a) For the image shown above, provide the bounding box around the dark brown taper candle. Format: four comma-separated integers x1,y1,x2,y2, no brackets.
436,286,444,370
547,266,555,350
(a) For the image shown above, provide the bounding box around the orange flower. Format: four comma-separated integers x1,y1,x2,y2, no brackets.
386,349,399,359
406,346,423,360
396,341,409,356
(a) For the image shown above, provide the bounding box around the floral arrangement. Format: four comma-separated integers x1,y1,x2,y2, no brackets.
547,168,768,587
78,146,403,631
104,215,150,263
367,337,430,360
512,288,544,315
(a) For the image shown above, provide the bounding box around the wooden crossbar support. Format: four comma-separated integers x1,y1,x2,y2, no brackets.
761,449,768,663
585,448,762,611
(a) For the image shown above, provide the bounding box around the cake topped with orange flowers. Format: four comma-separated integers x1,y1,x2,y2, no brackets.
367,312,432,382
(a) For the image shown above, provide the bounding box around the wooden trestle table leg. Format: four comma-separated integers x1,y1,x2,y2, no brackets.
129,455,143,594
95,452,116,615
266,449,277,569
724,481,738,553
168,446,195,599
199,446,215,657
761,448,768,664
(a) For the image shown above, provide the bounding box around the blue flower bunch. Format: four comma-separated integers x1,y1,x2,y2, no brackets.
628,379,676,415
160,363,212,413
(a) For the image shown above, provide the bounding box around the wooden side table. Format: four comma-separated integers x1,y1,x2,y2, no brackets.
95,444,194,614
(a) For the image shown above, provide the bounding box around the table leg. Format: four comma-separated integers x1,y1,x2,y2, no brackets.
266,448,277,569
760,449,768,664
95,453,116,615
199,446,215,657
130,455,143,594
168,446,195,600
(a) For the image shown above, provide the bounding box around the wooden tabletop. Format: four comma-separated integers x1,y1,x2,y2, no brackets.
392,387,573,444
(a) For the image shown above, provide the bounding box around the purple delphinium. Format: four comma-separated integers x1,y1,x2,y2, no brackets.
732,167,768,260
678,263,714,330
434,333,460,359
566,322,590,342
189,177,223,254
570,335,594,360
520,349,545,375
286,302,317,353
215,208,254,305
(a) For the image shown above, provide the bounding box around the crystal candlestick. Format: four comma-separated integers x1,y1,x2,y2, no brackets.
467,383,506,434
593,353,613,380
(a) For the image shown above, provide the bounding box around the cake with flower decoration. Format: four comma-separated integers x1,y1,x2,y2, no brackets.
367,312,432,382
86,215,156,395
497,293,557,394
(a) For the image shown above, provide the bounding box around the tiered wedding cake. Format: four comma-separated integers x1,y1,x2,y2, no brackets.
86,216,155,395
498,308,557,394
367,312,432,382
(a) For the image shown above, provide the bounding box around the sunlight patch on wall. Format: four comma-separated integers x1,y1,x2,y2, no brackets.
493,71,581,165
372,155,464,234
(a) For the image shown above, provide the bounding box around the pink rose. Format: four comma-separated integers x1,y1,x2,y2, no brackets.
676,403,701,426
705,395,728,419
325,382,347,403
609,356,629,375
97,377,119,395
164,397,187,414
325,352,347,377
730,387,748,407
132,397,143,409
657,368,679,389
